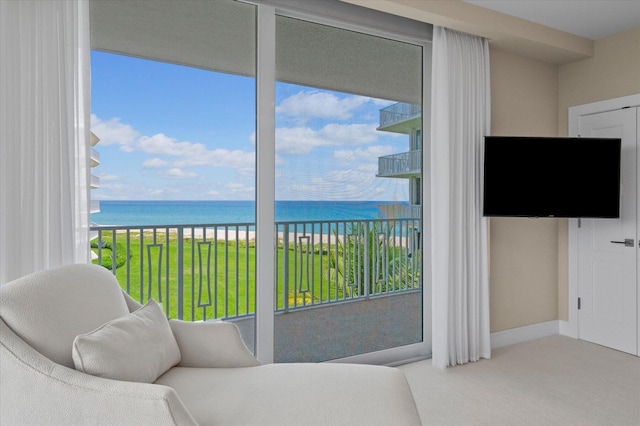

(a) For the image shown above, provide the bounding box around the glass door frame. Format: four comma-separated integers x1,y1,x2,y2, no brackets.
254,3,432,365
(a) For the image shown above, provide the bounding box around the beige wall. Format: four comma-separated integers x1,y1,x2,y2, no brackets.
491,49,558,136
489,49,560,331
489,27,640,331
558,27,640,136
555,27,640,321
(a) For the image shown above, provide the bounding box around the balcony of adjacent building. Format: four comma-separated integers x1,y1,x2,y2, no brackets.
90,130,101,167
90,174,100,189
377,102,421,134
89,131,101,213
90,200,101,215
90,148,100,167
377,150,421,178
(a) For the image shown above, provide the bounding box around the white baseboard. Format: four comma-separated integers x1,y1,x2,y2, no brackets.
558,320,578,338
491,320,560,349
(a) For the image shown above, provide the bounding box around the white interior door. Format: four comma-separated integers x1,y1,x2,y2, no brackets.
577,107,637,355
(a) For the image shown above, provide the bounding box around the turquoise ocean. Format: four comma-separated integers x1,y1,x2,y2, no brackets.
91,200,408,226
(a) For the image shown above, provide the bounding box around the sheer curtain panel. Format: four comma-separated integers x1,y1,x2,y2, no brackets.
0,0,91,284
430,26,491,368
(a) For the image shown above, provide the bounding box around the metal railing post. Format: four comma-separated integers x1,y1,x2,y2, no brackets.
177,227,184,320
96,229,102,267
283,226,289,312
364,221,370,298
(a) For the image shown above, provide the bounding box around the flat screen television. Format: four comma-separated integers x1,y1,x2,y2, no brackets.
483,136,621,218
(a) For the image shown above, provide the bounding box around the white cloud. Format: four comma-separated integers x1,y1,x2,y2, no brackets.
276,91,370,122
138,135,256,172
226,182,254,195
276,123,380,155
275,127,325,155
143,158,169,168
93,180,190,201
91,114,139,149
320,123,380,143
332,145,395,163
90,101,404,201
173,148,254,169
136,133,210,157
149,190,168,197
324,166,378,184
92,114,255,175
98,173,120,181
165,168,198,179
287,165,390,200
99,183,126,191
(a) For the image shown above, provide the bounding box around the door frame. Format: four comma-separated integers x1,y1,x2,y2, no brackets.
564,93,640,340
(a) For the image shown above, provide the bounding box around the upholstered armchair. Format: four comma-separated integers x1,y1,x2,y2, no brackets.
1,264,421,425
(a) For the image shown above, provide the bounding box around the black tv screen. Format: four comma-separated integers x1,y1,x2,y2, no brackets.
483,136,621,218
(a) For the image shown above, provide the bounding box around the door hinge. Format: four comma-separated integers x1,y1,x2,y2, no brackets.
578,297,581,310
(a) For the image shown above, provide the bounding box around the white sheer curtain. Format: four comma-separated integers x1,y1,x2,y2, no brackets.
430,26,491,368
0,0,91,284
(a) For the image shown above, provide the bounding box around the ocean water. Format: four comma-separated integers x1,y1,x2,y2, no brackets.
91,200,408,226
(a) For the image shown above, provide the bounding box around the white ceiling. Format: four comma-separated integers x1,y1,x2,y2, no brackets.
464,0,640,40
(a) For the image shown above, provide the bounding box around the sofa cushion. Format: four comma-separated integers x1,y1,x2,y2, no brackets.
0,264,130,368
73,300,181,383
155,363,422,426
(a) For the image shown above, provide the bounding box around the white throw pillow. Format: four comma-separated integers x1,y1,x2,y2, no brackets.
72,300,181,383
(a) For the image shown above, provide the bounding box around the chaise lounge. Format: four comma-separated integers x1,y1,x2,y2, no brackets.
0,263,421,425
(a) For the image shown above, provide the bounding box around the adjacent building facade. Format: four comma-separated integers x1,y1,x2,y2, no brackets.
376,102,422,218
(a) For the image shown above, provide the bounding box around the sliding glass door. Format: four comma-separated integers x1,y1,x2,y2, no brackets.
271,15,426,363
91,0,430,364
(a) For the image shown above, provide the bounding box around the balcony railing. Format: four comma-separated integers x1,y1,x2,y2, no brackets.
90,200,101,214
377,150,421,177
90,148,100,167
379,103,421,128
90,218,422,322
90,174,100,189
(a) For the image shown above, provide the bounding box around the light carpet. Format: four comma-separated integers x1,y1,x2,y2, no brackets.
399,335,640,425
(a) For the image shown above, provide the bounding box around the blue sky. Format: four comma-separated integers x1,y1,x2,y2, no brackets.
91,51,411,201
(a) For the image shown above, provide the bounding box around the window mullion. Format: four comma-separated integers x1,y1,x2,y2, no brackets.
255,4,276,364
